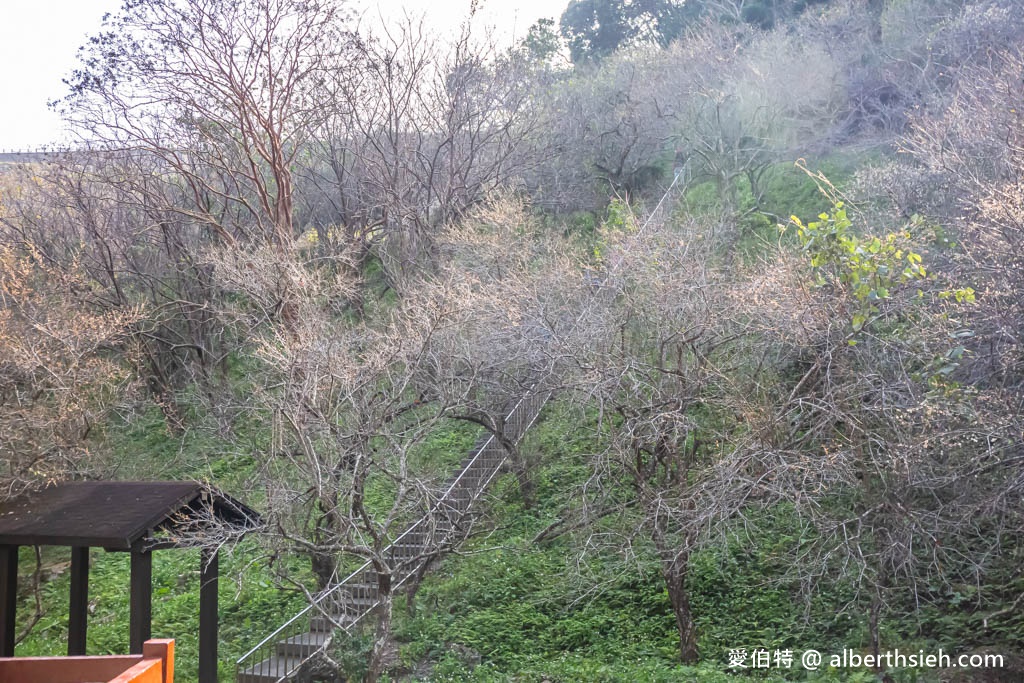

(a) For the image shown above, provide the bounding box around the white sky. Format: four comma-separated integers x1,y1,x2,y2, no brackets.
0,0,567,150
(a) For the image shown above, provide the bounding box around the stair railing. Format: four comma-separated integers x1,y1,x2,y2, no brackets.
236,388,549,682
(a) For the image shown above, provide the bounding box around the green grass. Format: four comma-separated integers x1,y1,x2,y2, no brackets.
10,299,1017,682
101,404,260,494
13,542,306,682
10,397,1007,681
376,404,1000,682
673,156,863,266
10,405,484,681
409,419,483,478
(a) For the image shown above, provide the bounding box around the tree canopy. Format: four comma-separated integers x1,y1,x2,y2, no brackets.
559,0,697,63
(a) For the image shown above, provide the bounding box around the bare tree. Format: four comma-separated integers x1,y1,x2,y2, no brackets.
60,0,351,249
674,27,842,218
296,20,544,290
526,141,1019,668
0,240,140,499
899,47,1024,390
526,40,699,209
528,204,754,663
730,161,1024,671
0,156,239,429
10,0,354,428
211,207,565,679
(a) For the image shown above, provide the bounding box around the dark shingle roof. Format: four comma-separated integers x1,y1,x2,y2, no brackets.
0,481,259,550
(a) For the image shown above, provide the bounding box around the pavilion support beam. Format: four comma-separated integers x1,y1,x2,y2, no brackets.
199,548,219,683
129,549,152,654
0,545,16,657
68,546,90,655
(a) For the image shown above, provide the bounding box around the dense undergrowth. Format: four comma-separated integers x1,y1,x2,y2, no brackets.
5,1,1024,672
16,392,1019,681
12,137,1024,677
375,403,1022,682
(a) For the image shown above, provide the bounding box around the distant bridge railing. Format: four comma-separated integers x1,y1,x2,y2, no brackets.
0,148,53,162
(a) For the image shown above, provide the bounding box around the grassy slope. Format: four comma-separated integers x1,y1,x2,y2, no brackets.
384,401,1020,682
12,156,1020,682
13,400,1010,683
11,408,481,682
383,404,855,682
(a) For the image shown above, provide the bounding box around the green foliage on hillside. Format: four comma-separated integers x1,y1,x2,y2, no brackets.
4,0,1024,681
14,545,307,682
375,405,1005,681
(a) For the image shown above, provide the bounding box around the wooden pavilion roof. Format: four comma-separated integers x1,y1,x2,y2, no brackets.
0,481,260,550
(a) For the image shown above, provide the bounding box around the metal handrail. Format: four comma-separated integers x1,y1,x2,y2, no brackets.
236,388,549,682
234,560,370,666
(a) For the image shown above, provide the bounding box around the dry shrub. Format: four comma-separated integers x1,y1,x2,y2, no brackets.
0,246,140,499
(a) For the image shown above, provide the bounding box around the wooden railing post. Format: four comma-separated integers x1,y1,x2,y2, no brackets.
143,638,175,683
199,549,218,683
68,546,90,655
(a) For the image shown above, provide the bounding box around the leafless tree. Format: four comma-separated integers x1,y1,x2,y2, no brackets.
525,40,698,210
674,27,841,219
0,239,140,500
0,153,254,430
855,44,1024,395
525,138,1021,667
210,199,568,678
59,0,351,249
7,0,355,428
295,20,544,291
731,162,1024,670
523,202,761,663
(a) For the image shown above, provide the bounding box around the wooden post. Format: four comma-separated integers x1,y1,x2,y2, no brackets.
143,638,176,683
198,548,219,683
129,550,152,654
68,546,90,655
0,545,16,657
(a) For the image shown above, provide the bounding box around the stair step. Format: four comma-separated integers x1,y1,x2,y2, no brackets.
343,593,378,606
321,598,376,618
389,544,423,553
311,611,362,631
395,530,428,544
275,630,330,658
340,583,378,599
237,654,304,683
388,547,422,561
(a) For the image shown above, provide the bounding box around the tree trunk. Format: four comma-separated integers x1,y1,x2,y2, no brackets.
311,487,342,591
866,0,885,45
650,502,699,664
664,552,699,664
310,551,337,593
404,554,437,618
869,589,881,661
504,443,536,510
366,574,393,683
869,575,892,680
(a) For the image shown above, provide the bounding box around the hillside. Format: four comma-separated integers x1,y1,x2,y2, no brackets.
2,0,1023,681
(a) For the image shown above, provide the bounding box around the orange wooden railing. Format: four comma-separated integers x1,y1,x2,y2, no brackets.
0,638,173,683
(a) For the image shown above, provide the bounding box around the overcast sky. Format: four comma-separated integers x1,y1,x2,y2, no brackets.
0,0,567,150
